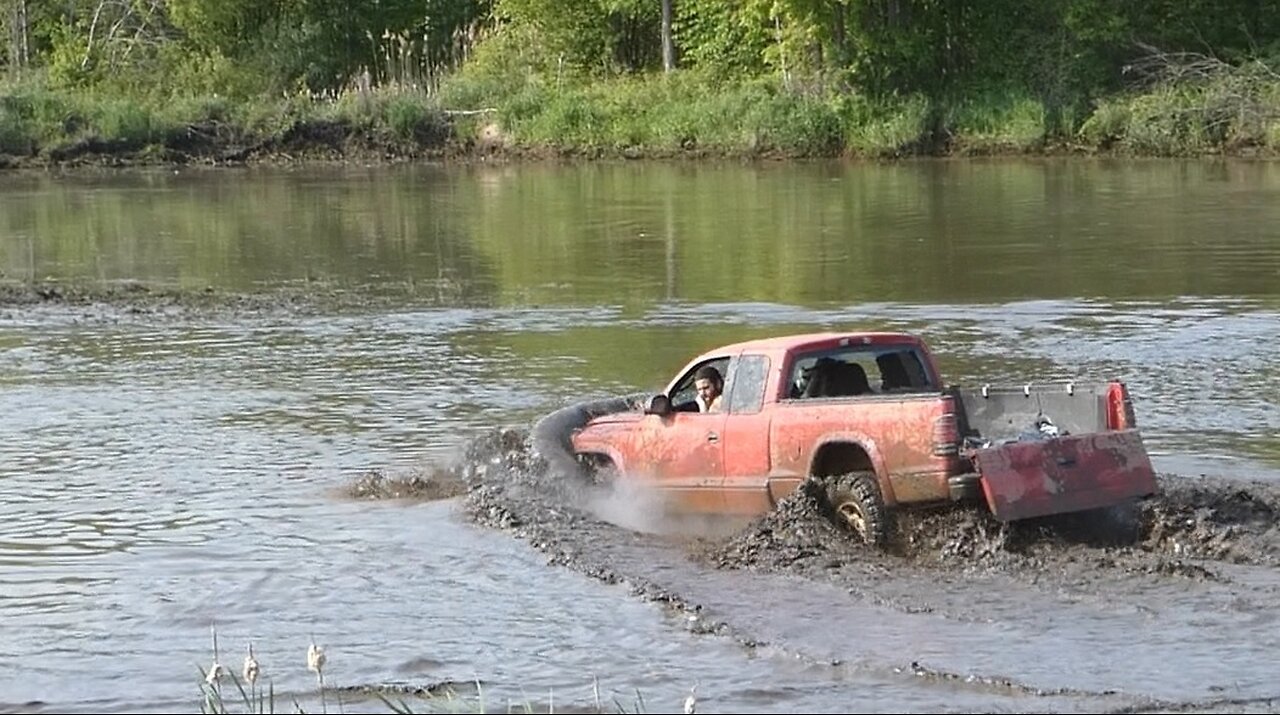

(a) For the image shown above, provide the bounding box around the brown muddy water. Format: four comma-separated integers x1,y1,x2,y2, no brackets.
1,160,1279,713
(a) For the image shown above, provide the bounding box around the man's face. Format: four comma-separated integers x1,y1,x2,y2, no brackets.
695,378,720,403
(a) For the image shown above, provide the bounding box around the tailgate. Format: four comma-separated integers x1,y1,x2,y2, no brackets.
974,430,1157,522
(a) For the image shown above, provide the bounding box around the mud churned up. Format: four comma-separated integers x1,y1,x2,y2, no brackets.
341,467,468,501
454,423,1280,593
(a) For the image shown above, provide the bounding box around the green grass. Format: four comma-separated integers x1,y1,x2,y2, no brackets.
945,89,1048,153
1078,57,1280,155
5,59,1278,162
0,76,450,161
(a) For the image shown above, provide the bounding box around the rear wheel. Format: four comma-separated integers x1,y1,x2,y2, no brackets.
825,471,889,547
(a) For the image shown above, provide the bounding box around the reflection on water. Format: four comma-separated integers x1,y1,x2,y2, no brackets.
3,160,1280,303
0,161,1278,711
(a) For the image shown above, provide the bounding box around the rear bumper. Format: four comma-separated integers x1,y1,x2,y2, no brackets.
948,472,982,502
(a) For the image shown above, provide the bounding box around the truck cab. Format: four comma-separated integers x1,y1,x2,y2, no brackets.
568,330,1156,546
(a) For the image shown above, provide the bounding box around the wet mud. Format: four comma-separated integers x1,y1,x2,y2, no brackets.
453,422,1280,713
0,280,487,318
340,467,468,502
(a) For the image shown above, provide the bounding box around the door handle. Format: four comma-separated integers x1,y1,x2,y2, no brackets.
707,432,719,443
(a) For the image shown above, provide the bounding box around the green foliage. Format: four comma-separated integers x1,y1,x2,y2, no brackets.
494,72,849,156
494,0,658,74
140,45,272,100
166,0,283,55
1076,98,1130,147
674,0,771,76
946,89,1047,153
1079,56,1280,155
90,98,156,144
0,80,80,149
3,0,1280,158
44,22,95,87
439,23,547,110
382,93,440,141
839,93,931,156
316,86,448,144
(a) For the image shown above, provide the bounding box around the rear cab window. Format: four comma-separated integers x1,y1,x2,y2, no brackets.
786,344,935,400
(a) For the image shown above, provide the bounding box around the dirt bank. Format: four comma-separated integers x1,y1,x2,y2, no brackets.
0,116,804,171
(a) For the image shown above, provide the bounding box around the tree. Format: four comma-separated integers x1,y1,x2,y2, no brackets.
661,0,673,71
4,0,31,74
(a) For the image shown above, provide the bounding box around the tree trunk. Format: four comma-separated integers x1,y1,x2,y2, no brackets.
833,2,847,65
661,0,675,72
7,0,30,73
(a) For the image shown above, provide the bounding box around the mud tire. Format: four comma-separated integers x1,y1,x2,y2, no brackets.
825,471,889,547
577,454,619,487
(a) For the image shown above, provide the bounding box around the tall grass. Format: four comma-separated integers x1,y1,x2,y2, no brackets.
945,89,1048,154
454,71,906,157
0,75,450,160
4,55,1278,162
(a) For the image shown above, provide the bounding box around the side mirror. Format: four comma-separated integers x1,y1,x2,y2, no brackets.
644,394,673,416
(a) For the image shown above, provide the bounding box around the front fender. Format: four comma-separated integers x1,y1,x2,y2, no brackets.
571,426,630,474
532,394,647,479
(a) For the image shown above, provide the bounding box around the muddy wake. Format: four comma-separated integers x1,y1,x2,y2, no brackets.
448,424,1280,577
429,421,1280,712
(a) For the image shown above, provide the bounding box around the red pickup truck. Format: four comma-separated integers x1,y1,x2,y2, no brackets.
565,331,1158,545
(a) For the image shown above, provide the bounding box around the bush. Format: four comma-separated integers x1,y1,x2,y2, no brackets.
840,93,931,157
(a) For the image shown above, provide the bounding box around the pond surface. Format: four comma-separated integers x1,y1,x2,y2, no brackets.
0,160,1277,712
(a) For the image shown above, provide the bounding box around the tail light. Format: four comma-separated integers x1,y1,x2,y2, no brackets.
1106,383,1137,430
932,399,960,456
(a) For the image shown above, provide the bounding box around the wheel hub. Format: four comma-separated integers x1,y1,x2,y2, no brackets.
836,501,867,537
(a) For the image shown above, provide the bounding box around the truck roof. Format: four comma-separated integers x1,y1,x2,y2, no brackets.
696,331,926,360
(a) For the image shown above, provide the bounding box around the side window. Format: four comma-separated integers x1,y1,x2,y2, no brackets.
727,355,770,414
790,353,873,399
788,346,936,399
669,356,732,412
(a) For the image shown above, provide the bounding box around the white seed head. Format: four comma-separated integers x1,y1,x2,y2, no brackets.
205,662,226,686
307,642,326,674
683,683,698,714
242,644,260,685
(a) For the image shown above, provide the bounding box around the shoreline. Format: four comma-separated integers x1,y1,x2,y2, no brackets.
2,119,1276,172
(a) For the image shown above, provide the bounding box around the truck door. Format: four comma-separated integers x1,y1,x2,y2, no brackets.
720,354,774,514
631,356,733,513
633,410,727,512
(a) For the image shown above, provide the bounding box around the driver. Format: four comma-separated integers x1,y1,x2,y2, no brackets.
694,366,724,413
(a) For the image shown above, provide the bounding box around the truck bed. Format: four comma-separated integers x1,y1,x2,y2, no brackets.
952,382,1156,521
954,381,1120,443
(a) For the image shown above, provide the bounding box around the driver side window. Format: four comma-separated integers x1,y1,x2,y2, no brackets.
670,356,732,413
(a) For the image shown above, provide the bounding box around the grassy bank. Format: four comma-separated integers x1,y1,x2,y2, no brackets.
2,62,1278,166
0,80,455,166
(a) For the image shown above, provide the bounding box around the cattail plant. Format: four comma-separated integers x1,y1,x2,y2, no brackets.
206,626,226,688
307,639,328,712
242,643,260,688
683,682,698,714
243,644,260,683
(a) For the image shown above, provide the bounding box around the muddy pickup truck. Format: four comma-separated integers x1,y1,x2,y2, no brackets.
566,331,1158,545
